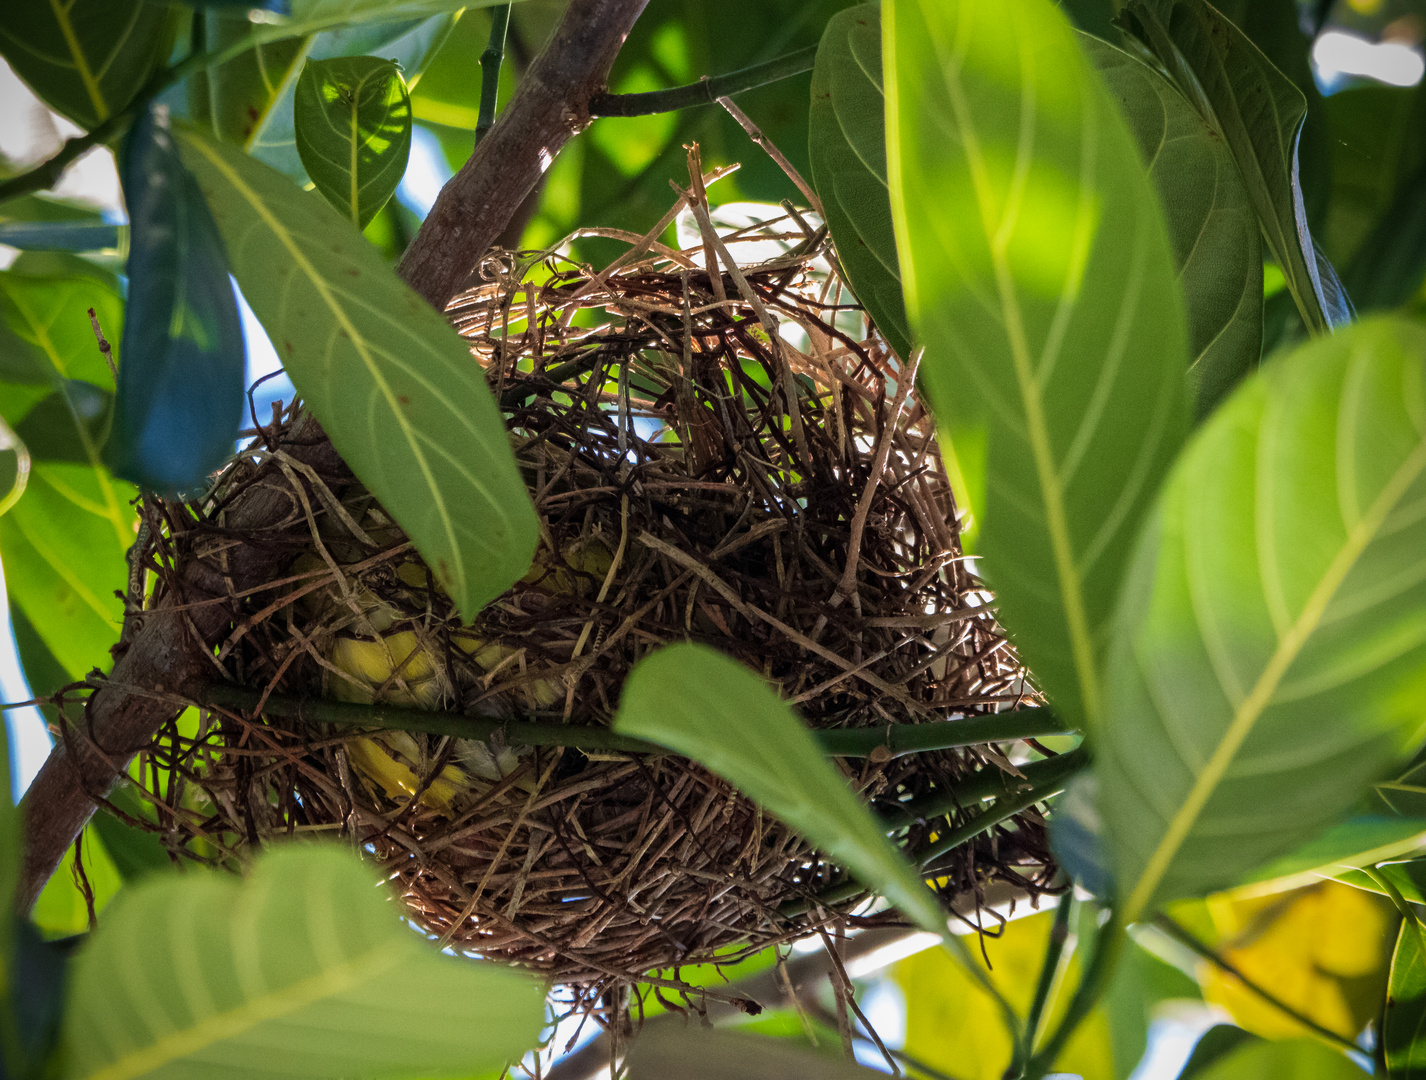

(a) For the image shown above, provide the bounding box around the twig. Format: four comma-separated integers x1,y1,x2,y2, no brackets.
87,307,116,379
588,46,817,116
476,5,512,144
718,95,822,215
1023,893,1074,1060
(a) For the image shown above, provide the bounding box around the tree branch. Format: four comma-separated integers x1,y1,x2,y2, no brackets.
17,0,652,913
396,0,650,310
587,46,817,117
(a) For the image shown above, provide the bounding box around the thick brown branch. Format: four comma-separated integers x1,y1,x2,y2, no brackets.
17,0,650,912
397,0,649,309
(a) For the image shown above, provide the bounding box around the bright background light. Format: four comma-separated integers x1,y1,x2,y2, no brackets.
1313,27,1426,90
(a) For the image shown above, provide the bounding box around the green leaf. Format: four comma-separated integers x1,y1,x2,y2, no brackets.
626,1026,882,1080
809,5,912,360
202,13,313,149
175,127,539,620
614,643,946,936
1099,316,1426,920
89,786,171,883
1192,1038,1368,1079
60,844,546,1080
16,382,113,463
1243,816,1426,892
295,57,413,229
1341,858,1426,906
1120,0,1349,336
1177,1026,1261,1080
0,0,177,130
108,106,246,495
1388,920,1426,1079
237,0,514,50
1083,35,1262,417
884,0,1191,728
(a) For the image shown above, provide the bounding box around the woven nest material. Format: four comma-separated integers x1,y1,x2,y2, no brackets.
122,175,1059,1000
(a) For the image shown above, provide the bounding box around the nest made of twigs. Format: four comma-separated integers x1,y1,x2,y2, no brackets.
122,173,1059,1002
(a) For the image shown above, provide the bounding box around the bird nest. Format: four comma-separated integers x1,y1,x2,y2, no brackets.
120,178,1059,1000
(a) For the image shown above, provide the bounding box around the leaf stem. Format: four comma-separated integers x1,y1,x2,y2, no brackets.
1151,914,1364,1054
1024,892,1075,1055
587,46,817,118
476,4,511,144
1021,911,1126,1080
196,683,1069,760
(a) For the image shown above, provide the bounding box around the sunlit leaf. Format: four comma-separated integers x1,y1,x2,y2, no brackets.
108,106,246,495
1243,815,1426,893
1083,34,1262,416
808,5,911,360
1192,1037,1368,1079
175,127,539,620
60,844,546,1080
1199,882,1393,1044
29,826,124,940
0,0,177,130
885,0,1190,729
614,642,946,935
1099,316,1426,918
201,12,313,148
295,57,412,228
626,1026,880,1080
1386,917,1426,1077
1119,0,1350,335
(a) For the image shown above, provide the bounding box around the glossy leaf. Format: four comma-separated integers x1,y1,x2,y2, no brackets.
176,127,539,620
108,106,246,495
808,5,911,359
1099,316,1426,919
1192,1038,1366,1080
295,57,413,229
1387,920,1426,1079
1120,0,1349,336
1084,35,1262,416
614,643,946,935
61,844,546,1080
626,1027,880,1080
885,0,1190,728
0,0,176,130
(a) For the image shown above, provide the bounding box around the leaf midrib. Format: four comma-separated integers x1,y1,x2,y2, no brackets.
79,940,405,1080
49,0,105,122
179,133,468,607
1123,431,1426,922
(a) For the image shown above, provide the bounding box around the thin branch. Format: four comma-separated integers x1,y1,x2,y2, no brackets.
588,45,817,117
1021,913,1126,1080
1023,893,1074,1061
476,4,512,143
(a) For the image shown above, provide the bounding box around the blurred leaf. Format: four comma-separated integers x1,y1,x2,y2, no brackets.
625,1026,880,1080
0,0,177,130
885,0,1190,729
808,5,912,360
15,382,113,463
1343,158,1426,313
89,785,170,883
0,221,123,254
1194,1038,1368,1079
61,844,546,1080
9,922,73,1077
176,127,539,620
295,57,412,228
108,106,245,495
0,411,30,517
1084,34,1262,417
1386,918,1426,1077
1243,816,1426,892
895,909,1118,1080
30,826,123,939
1200,882,1393,1043
201,13,313,148
1178,1025,1261,1079
1120,0,1349,335
1049,772,1114,898
616,643,945,934
1099,316,1426,918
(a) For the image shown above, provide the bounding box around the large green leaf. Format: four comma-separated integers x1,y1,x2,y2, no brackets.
1119,0,1349,336
295,57,412,229
884,0,1191,728
61,844,546,1080
175,128,538,620
0,0,177,130
614,643,947,936
1387,920,1426,1079
808,5,911,360
1099,316,1426,921
1083,35,1262,417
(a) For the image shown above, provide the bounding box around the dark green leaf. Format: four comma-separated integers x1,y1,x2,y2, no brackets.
202,13,313,148
614,643,947,936
1388,920,1426,1079
626,1026,882,1080
808,5,911,360
1083,34,1262,417
1344,160,1426,313
10,601,69,724
1120,0,1349,335
15,382,113,463
61,844,546,1080
9,922,72,1075
0,0,177,130
1177,1026,1260,1079
295,57,413,228
107,106,245,496
176,127,539,620
1098,316,1426,920
886,0,1191,729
